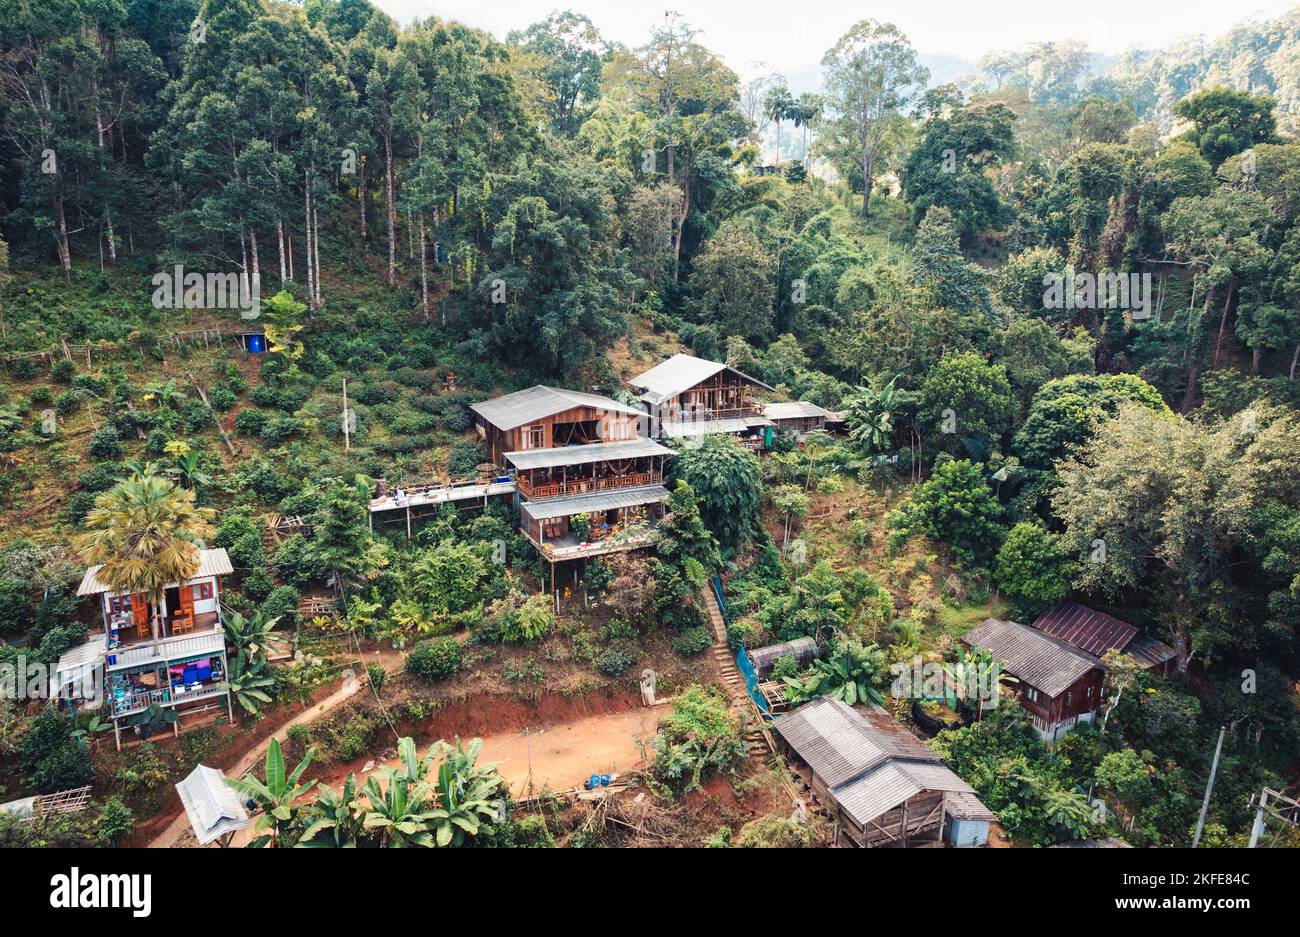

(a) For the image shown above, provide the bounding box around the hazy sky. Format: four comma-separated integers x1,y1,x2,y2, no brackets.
372,1,1299,70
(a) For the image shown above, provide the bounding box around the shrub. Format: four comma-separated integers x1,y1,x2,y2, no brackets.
259,585,300,622
596,642,638,676
285,723,312,750
735,815,813,848
234,408,268,437
207,384,237,411
490,592,555,644
366,661,386,694
650,686,746,794
88,424,123,459
21,707,93,794
448,439,486,477
407,638,462,680
50,359,76,383
96,797,136,846
672,626,712,657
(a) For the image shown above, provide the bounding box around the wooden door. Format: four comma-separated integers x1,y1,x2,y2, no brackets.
131,594,149,637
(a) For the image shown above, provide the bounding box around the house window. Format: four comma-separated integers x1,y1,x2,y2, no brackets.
1067,692,1072,705
109,595,132,613
192,582,213,601
522,424,545,449
1087,686,1093,698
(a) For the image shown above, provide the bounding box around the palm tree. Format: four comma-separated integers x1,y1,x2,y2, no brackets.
224,738,317,848
763,84,795,165
792,93,823,169
72,474,216,640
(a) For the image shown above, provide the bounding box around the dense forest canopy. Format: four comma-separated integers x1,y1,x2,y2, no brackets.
0,1,1298,851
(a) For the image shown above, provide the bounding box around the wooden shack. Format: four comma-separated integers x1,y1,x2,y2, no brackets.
962,618,1104,741
772,698,993,848
764,401,837,436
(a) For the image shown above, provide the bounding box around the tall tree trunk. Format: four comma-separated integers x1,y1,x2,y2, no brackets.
358,157,367,239
53,188,71,276
384,122,396,286
860,139,876,218
249,228,261,300
304,174,315,305
277,218,287,283
313,205,322,305
419,215,428,318
1212,283,1233,368
1251,347,1261,374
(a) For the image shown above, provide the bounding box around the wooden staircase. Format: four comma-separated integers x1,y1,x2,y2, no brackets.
703,586,771,764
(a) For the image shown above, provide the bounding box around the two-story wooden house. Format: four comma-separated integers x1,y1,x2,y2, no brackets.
627,354,776,450
69,547,235,749
472,385,675,566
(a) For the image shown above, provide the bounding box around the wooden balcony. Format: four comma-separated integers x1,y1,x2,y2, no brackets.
110,681,228,718
517,471,661,501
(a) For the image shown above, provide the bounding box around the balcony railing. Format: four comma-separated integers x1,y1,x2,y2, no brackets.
110,682,228,717
518,471,661,500
662,405,764,423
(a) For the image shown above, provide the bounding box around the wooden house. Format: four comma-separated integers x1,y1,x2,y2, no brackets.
1030,601,1177,675
764,400,839,437
72,547,234,748
628,353,775,449
961,618,1105,741
470,385,644,465
772,698,994,848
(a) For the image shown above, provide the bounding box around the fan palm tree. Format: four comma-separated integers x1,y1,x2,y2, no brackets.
764,84,795,165
224,738,317,848
72,474,216,640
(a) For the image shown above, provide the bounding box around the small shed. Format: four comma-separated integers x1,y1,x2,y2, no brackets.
747,637,817,678
176,764,250,847
773,698,993,848
764,401,837,436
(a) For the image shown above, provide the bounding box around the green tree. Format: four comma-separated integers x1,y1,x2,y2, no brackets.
1173,87,1277,168
821,19,927,217
224,738,318,848
894,458,1004,568
670,435,762,553
994,522,1074,620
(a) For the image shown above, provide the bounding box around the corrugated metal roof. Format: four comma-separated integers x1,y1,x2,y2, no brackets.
504,437,672,470
748,637,817,675
176,764,250,845
773,699,992,829
108,629,226,672
1031,601,1137,656
764,401,835,421
834,761,978,828
78,547,233,596
1032,601,1177,670
962,618,1099,698
1123,632,1178,669
945,790,997,821
661,416,773,438
54,635,106,695
521,485,671,521
629,353,774,405
470,385,641,431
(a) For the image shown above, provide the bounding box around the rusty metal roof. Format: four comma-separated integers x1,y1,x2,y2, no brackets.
1031,602,1177,670
1031,601,1138,656
962,618,1100,698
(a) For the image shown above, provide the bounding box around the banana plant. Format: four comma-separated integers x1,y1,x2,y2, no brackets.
228,650,276,715
427,738,506,847
298,773,365,848
166,451,212,490
224,610,280,660
225,738,317,847
784,638,887,706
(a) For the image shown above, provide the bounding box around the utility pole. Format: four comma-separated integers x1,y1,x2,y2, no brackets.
1192,725,1226,848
